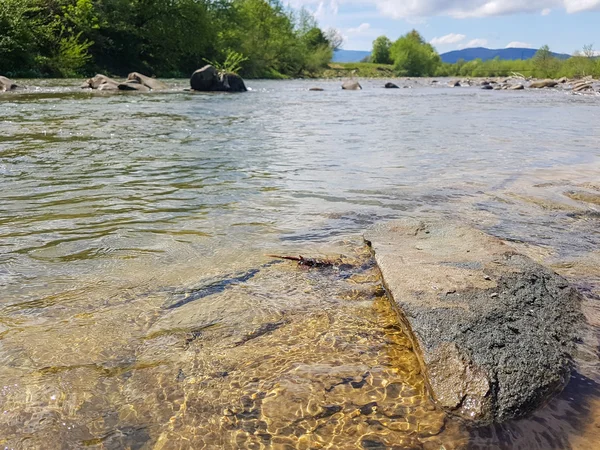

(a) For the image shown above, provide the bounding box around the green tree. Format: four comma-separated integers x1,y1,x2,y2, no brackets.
371,36,392,64
532,45,559,78
0,0,43,75
390,30,441,76
0,0,333,78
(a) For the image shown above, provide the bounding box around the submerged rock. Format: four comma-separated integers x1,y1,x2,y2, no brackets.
384,82,399,89
309,87,324,91
190,65,247,92
529,79,558,88
364,219,582,425
342,80,362,90
0,76,19,91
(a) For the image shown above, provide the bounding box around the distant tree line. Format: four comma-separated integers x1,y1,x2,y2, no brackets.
368,30,600,79
0,0,340,78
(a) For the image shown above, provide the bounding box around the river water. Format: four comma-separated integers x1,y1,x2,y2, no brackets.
0,79,599,449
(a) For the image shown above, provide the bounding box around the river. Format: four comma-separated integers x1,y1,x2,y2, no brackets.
0,79,599,449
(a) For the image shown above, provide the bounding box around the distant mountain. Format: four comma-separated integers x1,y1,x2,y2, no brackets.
440,47,571,63
332,47,572,64
332,50,371,63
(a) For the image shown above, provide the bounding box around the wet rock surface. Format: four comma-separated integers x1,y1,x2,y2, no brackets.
0,75,19,91
81,74,120,90
342,80,362,90
529,79,559,88
190,64,247,92
126,72,167,90
365,219,584,424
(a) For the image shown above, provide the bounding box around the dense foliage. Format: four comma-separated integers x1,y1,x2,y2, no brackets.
370,35,392,65
0,0,335,78
390,30,440,77
436,49,600,79
369,30,600,79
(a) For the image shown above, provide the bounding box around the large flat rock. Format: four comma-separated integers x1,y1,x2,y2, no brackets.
364,219,582,424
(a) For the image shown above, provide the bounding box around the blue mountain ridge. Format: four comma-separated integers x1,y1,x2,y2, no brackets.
439,47,571,63
332,48,571,64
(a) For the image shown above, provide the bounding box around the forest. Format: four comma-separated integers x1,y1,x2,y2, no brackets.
0,0,338,78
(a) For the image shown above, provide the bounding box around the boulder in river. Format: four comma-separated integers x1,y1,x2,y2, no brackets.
308,87,324,91
529,79,558,88
342,80,362,90
509,84,525,90
118,80,151,92
190,65,247,92
384,82,399,89
572,82,593,92
126,72,167,90
0,76,19,91
82,74,120,91
364,219,582,425
448,80,461,87
481,85,493,90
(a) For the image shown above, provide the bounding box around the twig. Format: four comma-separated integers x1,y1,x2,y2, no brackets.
267,255,337,268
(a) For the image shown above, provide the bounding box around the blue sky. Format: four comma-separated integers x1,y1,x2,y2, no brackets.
288,1,600,54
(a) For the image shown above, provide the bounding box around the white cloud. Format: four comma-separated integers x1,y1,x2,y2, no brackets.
347,23,371,33
506,41,532,48
289,1,600,19
430,33,466,45
564,0,600,13
458,38,488,49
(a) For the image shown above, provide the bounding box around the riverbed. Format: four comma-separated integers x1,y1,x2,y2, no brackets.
0,79,599,449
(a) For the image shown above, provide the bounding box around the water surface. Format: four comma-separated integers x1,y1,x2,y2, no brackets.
1,79,599,449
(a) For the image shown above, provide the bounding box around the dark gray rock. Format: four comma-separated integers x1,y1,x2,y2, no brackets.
190,65,247,92
364,219,582,425
0,76,19,91
127,72,167,90
342,80,362,90
448,80,461,87
309,87,324,91
384,82,399,89
481,85,493,90
190,65,218,91
218,72,247,92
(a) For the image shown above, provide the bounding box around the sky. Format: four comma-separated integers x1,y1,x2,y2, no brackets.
287,0,600,54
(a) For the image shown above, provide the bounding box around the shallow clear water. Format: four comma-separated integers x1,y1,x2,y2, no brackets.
0,79,599,449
